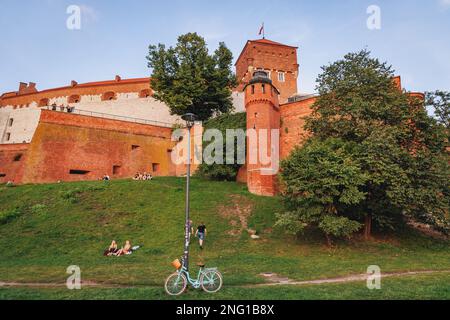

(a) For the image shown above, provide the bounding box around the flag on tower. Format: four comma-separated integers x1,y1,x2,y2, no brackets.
258,23,265,38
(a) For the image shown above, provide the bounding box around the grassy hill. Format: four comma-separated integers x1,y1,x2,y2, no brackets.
0,177,449,299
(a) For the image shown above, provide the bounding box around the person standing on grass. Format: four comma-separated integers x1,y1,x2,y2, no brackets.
195,222,207,249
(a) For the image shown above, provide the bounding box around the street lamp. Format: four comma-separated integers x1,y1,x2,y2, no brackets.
181,113,197,270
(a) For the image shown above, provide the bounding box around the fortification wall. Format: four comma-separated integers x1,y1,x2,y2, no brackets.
0,143,28,184
279,97,315,160
19,110,177,184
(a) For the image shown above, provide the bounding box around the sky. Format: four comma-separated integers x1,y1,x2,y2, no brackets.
1,0,450,95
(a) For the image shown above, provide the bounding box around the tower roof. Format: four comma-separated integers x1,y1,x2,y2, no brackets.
235,38,298,66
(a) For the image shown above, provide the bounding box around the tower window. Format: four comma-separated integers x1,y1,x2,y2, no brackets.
8,118,13,127
6,133,11,141
251,85,255,94
262,84,265,94
278,72,285,82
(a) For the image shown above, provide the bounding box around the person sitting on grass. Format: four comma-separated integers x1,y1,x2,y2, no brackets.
104,240,118,256
116,240,132,256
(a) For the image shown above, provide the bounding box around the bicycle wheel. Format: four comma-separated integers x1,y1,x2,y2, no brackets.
165,272,187,296
200,270,223,293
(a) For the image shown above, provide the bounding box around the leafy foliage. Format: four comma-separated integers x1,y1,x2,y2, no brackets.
276,138,365,242
426,90,450,142
147,32,236,121
196,112,246,181
277,50,450,242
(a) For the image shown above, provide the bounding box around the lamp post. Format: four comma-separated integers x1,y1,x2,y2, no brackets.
181,113,197,271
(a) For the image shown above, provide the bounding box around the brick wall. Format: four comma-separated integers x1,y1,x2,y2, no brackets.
0,143,28,183
18,110,177,184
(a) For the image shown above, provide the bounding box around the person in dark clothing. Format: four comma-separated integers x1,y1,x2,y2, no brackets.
195,222,207,249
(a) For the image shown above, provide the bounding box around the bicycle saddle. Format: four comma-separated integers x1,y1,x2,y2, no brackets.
197,262,206,268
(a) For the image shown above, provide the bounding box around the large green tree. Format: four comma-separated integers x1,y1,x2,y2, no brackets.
277,50,449,242
426,90,450,142
146,32,236,121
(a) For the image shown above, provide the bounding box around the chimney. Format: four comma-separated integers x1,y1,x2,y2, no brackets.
28,82,36,90
115,75,121,82
19,82,27,92
71,80,78,87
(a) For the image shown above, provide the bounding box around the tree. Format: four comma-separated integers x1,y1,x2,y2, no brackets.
146,32,236,121
276,138,365,245
278,50,450,241
196,112,246,181
426,90,450,142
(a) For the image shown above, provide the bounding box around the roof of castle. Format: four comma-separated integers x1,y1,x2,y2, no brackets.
235,38,298,66
0,77,153,108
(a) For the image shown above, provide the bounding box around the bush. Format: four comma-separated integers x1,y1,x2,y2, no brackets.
196,112,246,181
0,208,23,225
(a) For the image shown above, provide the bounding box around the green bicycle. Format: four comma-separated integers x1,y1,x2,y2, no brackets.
164,258,223,296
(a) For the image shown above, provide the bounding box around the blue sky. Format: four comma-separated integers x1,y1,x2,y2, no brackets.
1,0,449,95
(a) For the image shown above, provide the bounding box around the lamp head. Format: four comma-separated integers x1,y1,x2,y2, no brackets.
181,113,197,128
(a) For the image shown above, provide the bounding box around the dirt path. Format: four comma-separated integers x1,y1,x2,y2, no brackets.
246,269,450,287
1,270,449,289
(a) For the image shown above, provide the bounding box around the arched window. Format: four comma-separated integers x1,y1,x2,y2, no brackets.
38,98,49,107
68,95,81,104
101,91,116,101
139,89,151,98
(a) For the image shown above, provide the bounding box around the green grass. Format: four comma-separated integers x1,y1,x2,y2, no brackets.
0,177,449,299
1,273,449,300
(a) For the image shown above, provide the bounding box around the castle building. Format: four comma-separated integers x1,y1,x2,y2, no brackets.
0,38,421,195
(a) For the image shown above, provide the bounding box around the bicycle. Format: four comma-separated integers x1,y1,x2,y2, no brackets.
164,258,223,296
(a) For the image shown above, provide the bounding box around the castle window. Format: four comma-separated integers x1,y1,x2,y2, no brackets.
261,84,266,94
6,133,11,141
251,85,255,94
8,118,13,127
68,95,81,104
131,145,140,150
139,89,151,98
69,169,90,175
278,72,285,82
101,91,117,101
152,163,160,172
0,173,6,177
38,98,49,107
112,165,121,175
13,154,22,162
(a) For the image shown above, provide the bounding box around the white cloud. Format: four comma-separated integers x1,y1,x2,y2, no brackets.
439,0,450,8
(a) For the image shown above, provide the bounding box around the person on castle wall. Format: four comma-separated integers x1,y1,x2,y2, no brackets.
195,222,207,250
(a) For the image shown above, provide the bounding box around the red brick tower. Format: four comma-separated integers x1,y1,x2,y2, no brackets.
236,39,299,104
245,71,281,196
